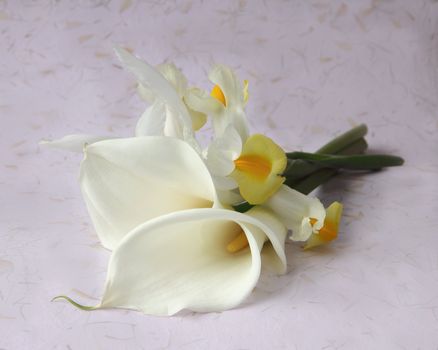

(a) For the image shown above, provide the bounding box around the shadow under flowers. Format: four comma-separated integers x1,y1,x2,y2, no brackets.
245,169,386,308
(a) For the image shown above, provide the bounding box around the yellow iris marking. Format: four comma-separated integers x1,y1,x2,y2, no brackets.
234,155,271,180
309,217,337,241
231,134,287,205
211,84,226,106
226,231,249,253
243,79,249,103
304,202,343,250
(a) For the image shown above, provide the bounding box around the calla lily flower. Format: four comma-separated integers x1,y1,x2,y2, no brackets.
55,136,288,315
80,136,216,250
98,206,287,316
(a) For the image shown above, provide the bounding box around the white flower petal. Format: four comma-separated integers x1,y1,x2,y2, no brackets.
206,125,242,176
137,63,187,102
216,188,243,206
137,83,156,103
227,108,250,142
264,185,326,241
209,65,244,106
114,47,183,114
80,137,216,250
157,63,188,97
100,207,287,315
114,47,199,151
40,134,110,153
212,174,238,191
183,87,223,116
135,102,166,137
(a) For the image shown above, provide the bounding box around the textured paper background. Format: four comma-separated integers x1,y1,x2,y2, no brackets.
1,1,438,349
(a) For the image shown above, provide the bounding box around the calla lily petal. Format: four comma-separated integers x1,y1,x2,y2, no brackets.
99,207,287,316
40,134,110,153
80,137,216,250
264,185,326,241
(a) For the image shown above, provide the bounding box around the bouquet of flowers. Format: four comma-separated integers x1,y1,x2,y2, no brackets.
42,47,403,316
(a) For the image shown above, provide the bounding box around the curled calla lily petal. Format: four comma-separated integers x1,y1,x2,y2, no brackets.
80,136,216,250
40,134,111,153
99,207,287,316
264,185,326,241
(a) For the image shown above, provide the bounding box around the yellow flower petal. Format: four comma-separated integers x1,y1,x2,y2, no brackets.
232,134,287,205
243,80,249,104
184,100,207,131
304,202,343,250
211,84,227,106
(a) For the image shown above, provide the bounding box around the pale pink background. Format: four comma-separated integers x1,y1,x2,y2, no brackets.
1,1,438,349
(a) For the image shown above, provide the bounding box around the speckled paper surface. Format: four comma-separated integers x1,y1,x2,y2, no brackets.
1,1,438,349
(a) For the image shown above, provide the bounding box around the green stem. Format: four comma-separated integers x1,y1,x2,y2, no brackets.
292,168,339,195
233,132,369,213
283,125,369,181
283,137,368,185
287,152,404,170
315,124,368,154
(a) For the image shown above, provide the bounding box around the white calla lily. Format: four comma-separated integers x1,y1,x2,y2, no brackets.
80,136,216,250
264,185,326,241
99,207,287,316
